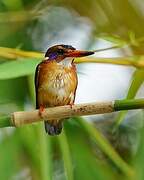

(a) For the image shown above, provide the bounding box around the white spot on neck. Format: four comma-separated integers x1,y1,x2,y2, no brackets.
44,57,49,60
59,57,73,67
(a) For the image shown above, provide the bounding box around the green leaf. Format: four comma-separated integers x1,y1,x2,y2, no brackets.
128,31,139,46
114,69,144,130
76,117,134,178
37,124,52,180
0,78,27,104
97,34,127,46
1,0,23,10
0,77,28,118
0,131,22,180
58,128,74,180
134,127,144,180
0,58,41,80
64,121,112,180
17,126,40,173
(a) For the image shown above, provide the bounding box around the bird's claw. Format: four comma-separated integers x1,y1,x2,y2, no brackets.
69,102,74,109
39,105,45,117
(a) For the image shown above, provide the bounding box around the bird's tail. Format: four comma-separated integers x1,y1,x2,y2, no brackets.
44,120,63,135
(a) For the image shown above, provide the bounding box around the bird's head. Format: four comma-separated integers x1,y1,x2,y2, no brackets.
45,44,94,63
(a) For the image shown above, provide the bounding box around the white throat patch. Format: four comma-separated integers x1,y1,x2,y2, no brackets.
59,57,73,67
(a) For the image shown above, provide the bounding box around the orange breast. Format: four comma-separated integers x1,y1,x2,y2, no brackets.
37,61,77,107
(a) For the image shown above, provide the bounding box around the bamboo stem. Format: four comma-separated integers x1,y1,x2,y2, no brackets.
0,115,12,127
12,101,114,127
114,99,144,111
4,98,142,127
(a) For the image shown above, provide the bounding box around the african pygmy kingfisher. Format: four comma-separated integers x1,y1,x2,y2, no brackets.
35,44,94,135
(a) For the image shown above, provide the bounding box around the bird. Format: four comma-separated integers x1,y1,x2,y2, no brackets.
35,44,94,135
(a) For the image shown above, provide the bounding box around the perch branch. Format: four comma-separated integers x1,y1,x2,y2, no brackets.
0,98,143,128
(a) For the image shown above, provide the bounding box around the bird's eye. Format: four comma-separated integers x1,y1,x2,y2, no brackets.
57,49,64,54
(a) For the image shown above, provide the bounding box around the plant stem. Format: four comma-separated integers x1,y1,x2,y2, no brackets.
93,45,120,52
114,99,144,111
0,98,143,128
0,46,144,68
0,115,12,127
0,47,43,59
75,57,144,68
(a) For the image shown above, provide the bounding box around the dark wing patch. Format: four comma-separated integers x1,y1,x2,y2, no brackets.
35,63,41,109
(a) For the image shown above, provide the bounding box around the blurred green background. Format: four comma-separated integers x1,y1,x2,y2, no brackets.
0,0,144,179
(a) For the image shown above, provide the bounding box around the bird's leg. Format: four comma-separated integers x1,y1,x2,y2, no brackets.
39,105,45,117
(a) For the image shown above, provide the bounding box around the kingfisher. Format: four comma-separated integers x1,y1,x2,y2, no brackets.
35,44,94,135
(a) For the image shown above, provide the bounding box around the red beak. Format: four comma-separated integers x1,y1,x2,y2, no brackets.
66,50,94,57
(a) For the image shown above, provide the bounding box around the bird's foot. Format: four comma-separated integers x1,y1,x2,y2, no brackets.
39,105,45,117
69,102,74,109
